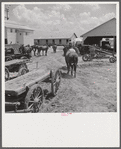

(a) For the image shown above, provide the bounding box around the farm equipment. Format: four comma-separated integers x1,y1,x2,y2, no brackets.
82,45,116,63
5,44,31,61
5,59,29,81
5,68,61,113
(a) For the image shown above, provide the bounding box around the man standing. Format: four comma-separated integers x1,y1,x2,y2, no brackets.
66,42,79,56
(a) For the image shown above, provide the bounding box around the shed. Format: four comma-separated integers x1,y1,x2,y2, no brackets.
80,18,116,51
34,33,77,46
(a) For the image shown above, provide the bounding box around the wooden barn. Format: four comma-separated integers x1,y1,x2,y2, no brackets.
5,20,34,46
34,33,77,46
80,18,116,52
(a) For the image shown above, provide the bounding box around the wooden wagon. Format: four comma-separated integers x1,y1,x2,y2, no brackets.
5,68,61,113
5,59,29,81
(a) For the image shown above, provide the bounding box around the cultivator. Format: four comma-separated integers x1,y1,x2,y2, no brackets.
82,46,116,63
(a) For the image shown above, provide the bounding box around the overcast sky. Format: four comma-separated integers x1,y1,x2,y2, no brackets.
5,3,116,38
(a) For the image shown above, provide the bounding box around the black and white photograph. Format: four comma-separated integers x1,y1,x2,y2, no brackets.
2,1,119,147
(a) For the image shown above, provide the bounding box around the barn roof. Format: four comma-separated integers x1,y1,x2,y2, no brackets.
39,32,77,39
5,20,34,31
80,18,116,37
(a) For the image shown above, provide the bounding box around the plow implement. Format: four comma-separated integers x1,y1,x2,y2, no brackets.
82,46,116,63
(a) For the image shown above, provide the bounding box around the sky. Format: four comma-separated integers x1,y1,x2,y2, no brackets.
4,2,117,38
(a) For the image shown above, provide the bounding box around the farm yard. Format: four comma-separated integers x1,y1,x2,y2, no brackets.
5,5,117,113
3,4,119,149
8,46,116,113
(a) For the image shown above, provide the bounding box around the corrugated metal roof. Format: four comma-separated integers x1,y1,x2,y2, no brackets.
39,32,77,39
5,20,34,31
80,18,116,37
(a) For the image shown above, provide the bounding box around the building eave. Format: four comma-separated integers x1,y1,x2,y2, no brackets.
5,20,34,31
80,17,116,37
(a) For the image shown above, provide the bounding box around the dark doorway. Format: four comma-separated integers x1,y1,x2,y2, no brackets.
5,39,8,44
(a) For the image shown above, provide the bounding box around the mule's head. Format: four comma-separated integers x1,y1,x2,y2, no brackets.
63,46,69,56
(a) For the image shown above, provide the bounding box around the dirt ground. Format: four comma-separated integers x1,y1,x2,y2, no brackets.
10,46,117,112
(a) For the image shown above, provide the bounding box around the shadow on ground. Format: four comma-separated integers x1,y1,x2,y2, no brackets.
60,66,67,70
61,72,75,79
78,61,112,68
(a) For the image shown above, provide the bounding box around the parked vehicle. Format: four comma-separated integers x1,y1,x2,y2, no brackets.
5,68,61,113
5,44,32,62
82,47,116,63
5,59,29,81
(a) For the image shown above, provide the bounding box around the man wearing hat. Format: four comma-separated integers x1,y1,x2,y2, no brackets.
66,42,79,56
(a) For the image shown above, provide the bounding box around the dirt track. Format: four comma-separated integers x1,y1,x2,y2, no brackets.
27,46,116,112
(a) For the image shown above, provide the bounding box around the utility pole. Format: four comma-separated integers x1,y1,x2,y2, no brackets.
5,5,11,20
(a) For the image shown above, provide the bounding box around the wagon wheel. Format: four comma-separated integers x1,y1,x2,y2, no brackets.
109,56,116,63
5,67,10,81
18,67,28,76
82,54,90,62
51,69,61,96
19,63,28,70
5,56,13,61
25,84,44,113
88,55,93,61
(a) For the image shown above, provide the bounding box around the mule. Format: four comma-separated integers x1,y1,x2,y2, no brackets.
19,44,32,56
36,45,42,56
52,44,57,53
36,45,50,56
64,46,78,77
63,46,67,56
31,45,38,56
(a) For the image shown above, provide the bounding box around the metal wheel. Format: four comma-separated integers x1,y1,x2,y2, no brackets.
88,55,93,61
82,54,90,62
5,67,10,81
109,56,116,63
5,56,13,61
19,63,28,70
51,69,61,96
18,67,28,76
25,84,43,113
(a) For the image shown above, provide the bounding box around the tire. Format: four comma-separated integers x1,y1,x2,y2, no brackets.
25,84,44,113
5,67,10,81
18,67,28,76
82,54,90,62
51,69,61,96
5,56,13,61
109,56,116,63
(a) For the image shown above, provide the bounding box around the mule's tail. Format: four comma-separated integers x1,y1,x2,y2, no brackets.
72,55,78,64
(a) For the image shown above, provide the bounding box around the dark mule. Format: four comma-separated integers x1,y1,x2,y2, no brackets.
64,45,78,78
52,44,57,53
19,44,32,57
63,45,67,56
36,45,42,56
31,45,38,56
63,44,79,56
37,45,50,56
